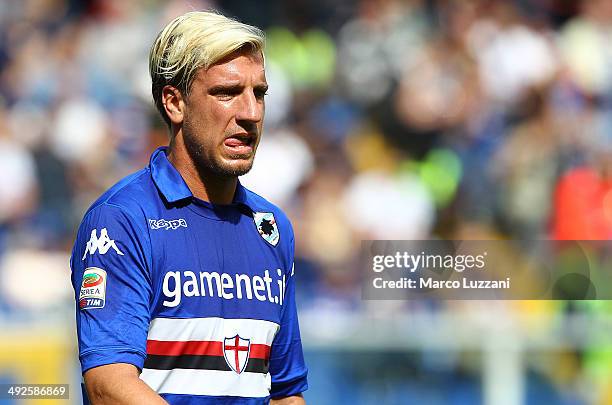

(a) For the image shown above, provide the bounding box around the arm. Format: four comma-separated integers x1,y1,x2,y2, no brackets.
271,393,306,405
84,364,167,405
71,205,154,402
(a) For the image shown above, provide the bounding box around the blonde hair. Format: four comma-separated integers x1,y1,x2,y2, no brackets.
149,11,265,127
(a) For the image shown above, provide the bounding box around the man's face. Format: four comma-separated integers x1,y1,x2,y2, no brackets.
181,49,267,177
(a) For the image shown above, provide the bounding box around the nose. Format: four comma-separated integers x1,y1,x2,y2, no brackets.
235,89,263,124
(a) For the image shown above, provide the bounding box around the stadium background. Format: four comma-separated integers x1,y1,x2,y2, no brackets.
1,0,612,403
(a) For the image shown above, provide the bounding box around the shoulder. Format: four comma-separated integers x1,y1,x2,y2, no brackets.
74,168,157,250
72,168,155,265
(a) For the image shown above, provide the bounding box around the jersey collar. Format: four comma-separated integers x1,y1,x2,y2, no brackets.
150,146,193,203
150,146,260,212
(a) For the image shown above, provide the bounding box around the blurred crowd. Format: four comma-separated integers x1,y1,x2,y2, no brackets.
1,0,612,403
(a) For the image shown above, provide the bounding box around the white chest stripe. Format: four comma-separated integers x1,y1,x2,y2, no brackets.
146,317,279,346
141,368,271,398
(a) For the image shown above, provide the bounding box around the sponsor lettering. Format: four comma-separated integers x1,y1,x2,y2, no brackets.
162,268,287,308
149,218,188,230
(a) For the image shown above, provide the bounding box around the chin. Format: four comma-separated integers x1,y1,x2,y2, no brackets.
215,159,255,177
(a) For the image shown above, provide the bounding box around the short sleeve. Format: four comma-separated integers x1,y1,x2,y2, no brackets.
70,203,152,374
269,228,308,398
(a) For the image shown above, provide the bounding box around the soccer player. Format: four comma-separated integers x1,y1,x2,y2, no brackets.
70,11,308,404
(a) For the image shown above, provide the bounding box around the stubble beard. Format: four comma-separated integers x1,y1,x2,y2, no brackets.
182,125,256,179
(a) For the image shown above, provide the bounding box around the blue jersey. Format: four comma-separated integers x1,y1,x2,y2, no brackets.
70,147,308,404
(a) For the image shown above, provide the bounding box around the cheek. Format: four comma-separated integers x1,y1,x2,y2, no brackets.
185,102,227,138
206,102,237,133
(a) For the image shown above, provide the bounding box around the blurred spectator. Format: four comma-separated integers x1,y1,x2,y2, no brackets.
336,0,429,105
0,107,38,227
467,0,558,104
558,0,612,97
492,85,561,238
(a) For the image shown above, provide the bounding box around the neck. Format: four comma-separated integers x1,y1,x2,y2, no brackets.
167,133,237,205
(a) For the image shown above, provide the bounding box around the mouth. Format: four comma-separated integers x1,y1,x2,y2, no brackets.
223,133,256,156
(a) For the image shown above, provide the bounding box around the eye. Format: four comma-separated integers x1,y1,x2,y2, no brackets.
254,89,268,100
216,90,240,100
210,86,242,100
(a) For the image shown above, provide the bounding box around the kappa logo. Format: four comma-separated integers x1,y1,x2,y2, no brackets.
79,267,107,309
149,218,188,230
253,212,279,246
82,228,124,260
223,335,251,374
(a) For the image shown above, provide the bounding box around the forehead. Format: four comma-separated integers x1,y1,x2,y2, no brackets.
199,50,266,85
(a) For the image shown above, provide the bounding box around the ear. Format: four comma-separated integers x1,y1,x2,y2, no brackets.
161,85,185,125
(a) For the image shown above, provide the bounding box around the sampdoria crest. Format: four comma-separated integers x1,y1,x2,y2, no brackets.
253,212,279,246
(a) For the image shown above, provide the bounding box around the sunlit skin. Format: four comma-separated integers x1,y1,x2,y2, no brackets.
162,48,267,204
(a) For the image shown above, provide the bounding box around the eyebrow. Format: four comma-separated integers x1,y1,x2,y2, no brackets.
208,83,241,94
208,83,269,94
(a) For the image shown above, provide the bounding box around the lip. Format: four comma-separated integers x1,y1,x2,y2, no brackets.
223,133,256,155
